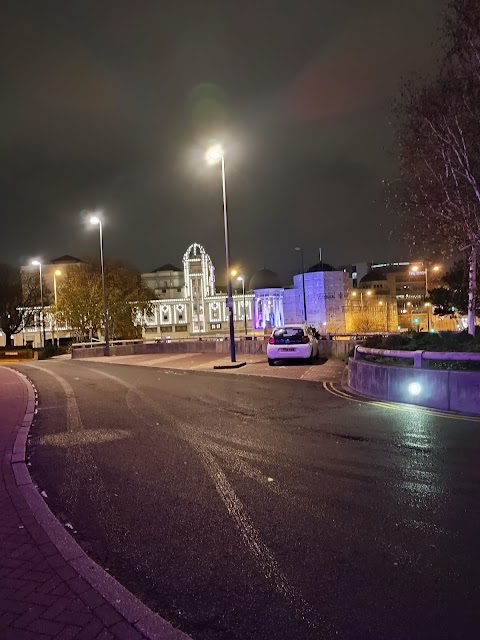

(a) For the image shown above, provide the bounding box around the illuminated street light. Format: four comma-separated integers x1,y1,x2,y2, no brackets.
205,144,223,165
53,270,62,305
53,269,62,347
206,145,236,362
237,276,247,336
231,269,238,277
366,290,372,296
31,260,46,348
89,213,110,356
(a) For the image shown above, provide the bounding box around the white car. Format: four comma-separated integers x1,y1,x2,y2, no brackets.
267,325,319,366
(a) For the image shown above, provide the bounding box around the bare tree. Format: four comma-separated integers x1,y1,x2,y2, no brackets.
0,265,40,346
389,0,480,334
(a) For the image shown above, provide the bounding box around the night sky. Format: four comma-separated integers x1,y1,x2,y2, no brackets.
1,0,445,280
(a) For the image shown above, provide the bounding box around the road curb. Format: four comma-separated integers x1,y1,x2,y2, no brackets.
7,367,193,640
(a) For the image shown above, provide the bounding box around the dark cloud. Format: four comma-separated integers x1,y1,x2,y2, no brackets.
0,0,445,276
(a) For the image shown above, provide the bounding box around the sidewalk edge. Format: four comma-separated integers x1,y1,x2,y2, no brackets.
7,367,192,640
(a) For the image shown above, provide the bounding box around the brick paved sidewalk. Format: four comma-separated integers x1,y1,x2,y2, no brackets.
78,352,346,383
0,367,190,640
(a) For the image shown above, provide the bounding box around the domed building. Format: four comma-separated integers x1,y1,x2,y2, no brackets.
306,262,337,273
250,268,284,330
359,271,390,294
249,268,282,291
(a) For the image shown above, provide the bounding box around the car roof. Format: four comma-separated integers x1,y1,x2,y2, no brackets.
274,324,307,330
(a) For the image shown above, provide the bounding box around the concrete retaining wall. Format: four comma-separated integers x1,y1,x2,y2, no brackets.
348,358,480,415
72,339,358,360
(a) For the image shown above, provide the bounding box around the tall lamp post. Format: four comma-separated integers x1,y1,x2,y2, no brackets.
294,247,307,323
237,276,247,336
31,260,46,348
352,289,372,331
411,263,441,332
53,269,61,346
206,145,236,363
89,214,110,356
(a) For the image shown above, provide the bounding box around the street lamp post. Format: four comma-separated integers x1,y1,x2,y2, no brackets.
294,247,307,324
206,145,236,363
31,260,46,348
53,269,61,306
53,269,61,346
89,215,110,356
237,276,247,336
412,263,441,332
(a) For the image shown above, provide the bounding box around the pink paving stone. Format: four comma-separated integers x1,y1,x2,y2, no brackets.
41,597,70,620
79,588,107,609
93,603,123,627
55,626,83,640
27,617,65,636
95,629,115,639
55,610,94,628
74,617,106,639
0,611,18,625
13,604,46,629
109,620,143,640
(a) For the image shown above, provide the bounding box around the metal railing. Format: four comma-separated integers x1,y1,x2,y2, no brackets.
354,345,480,368
71,339,144,349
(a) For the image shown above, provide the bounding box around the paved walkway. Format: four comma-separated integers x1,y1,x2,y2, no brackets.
0,366,190,640
76,353,346,383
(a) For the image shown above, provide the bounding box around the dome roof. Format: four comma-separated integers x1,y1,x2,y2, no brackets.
360,271,387,284
249,268,282,290
307,262,337,273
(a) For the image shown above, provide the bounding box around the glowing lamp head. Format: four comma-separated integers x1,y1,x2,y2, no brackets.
366,290,372,296
231,269,238,277
352,291,357,297
206,144,223,164
89,215,100,225
408,382,422,396
55,269,62,276
411,265,419,272
433,265,441,272
31,260,41,267
237,276,244,282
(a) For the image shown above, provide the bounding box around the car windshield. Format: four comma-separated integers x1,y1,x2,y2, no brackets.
273,328,304,341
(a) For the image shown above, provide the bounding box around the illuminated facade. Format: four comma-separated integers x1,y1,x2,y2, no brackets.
142,243,255,338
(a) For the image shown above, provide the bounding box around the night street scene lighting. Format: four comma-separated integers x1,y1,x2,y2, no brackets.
89,213,110,356
206,144,236,363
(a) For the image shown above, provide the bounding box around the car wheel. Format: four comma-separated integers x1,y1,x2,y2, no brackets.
268,358,275,366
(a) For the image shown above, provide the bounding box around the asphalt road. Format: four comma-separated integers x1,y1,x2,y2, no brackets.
13,359,480,640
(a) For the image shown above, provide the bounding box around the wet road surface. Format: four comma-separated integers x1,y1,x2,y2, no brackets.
13,359,480,640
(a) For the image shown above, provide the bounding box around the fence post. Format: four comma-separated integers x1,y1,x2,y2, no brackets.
413,350,424,368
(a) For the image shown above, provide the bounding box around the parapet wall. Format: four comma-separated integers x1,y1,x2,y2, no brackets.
348,357,480,415
72,339,358,360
